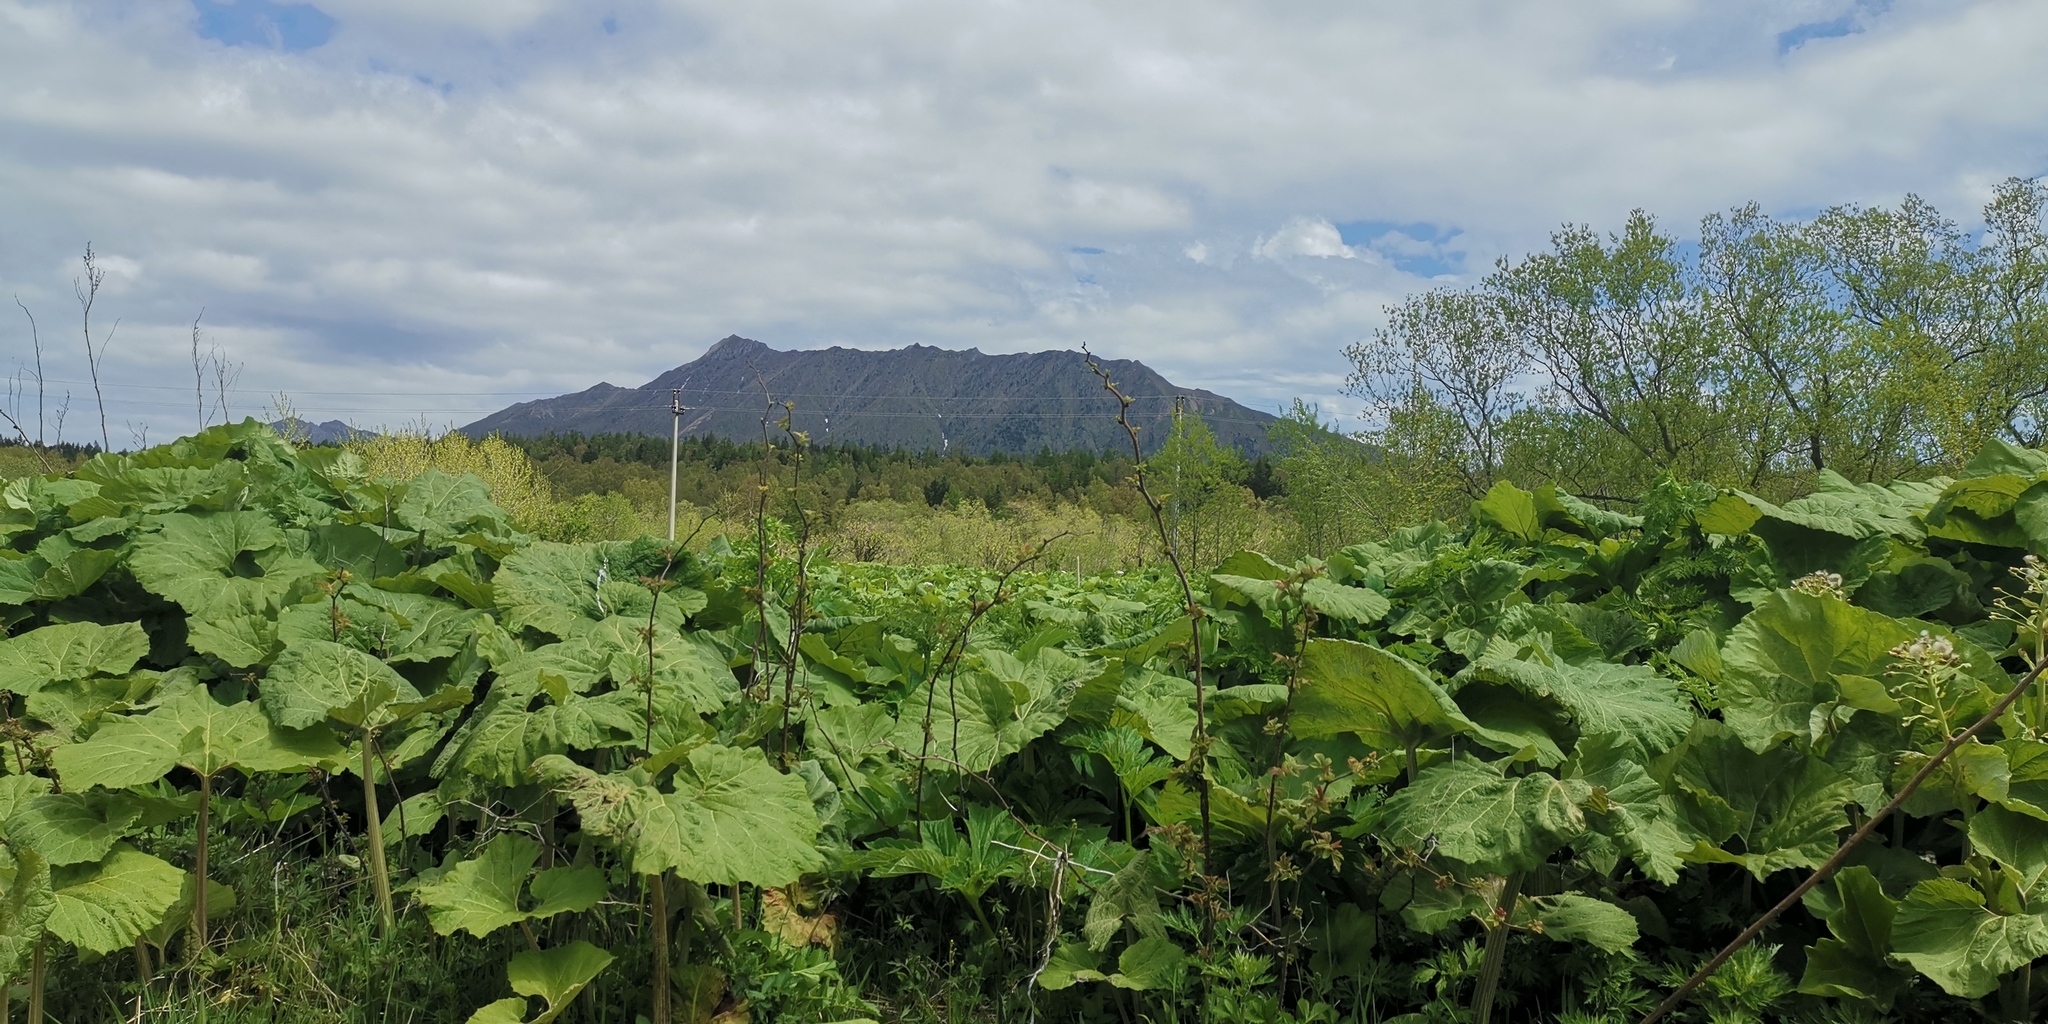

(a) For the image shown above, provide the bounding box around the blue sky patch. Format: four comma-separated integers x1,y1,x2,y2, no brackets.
1779,1,1891,54
1777,15,1859,53
1336,220,1463,277
1335,220,1442,246
194,0,335,51
1069,246,1105,255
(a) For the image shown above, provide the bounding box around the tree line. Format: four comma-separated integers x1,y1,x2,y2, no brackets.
1342,177,2048,512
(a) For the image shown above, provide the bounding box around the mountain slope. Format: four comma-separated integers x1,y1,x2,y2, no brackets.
461,337,1280,454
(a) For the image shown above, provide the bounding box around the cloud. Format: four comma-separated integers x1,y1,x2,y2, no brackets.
0,0,2042,439
1253,218,1360,262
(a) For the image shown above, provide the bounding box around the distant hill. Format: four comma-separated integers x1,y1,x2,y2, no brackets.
272,418,368,445
461,336,1281,455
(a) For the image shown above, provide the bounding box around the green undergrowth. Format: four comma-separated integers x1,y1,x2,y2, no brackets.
7,420,2048,1023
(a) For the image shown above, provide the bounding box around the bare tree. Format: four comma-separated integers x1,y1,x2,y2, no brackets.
192,308,207,432
52,391,70,447
74,244,117,452
15,296,43,445
211,347,242,426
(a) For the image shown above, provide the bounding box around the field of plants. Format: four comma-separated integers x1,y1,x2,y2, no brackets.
4,415,2048,1024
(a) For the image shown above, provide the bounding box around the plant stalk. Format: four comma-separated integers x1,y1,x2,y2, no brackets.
651,874,672,1024
24,936,41,1024
194,772,211,956
1471,872,1524,1024
360,734,394,937
1637,656,2048,1024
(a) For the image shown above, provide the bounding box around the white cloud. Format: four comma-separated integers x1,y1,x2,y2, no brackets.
0,0,2042,439
1253,218,1360,261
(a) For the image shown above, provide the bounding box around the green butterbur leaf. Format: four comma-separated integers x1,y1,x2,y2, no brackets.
1665,722,1855,880
1524,894,1638,953
1083,852,1164,952
47,845,185,955
263,639,423,731
1292,639,1471,752
1718,590,1914,752
465,940,616,1024
0,621,149,696
53,692,340,791
0,848,55,982
5,792,143,866
418,834,607,938
1798,866,1907,1006
537,743,822,886
1381,759,1590,875
1891,877,2048,998
1108,935,1185,990
127,511,318,619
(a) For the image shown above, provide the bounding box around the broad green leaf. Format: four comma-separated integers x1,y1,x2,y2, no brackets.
1564,733,1696,884
1083,851,1164,952
1524,894,1637,953
1035,937,1182,992
1381,759,1590,874
1970,804,2048,903
419,833,543,938
1798,866,1907,1005
537,743,822,886
435,685,641,787
891,649,1078,773
47,845,184,955
359,589,485,665
127,511,319,619
1111,668,1197,761
1663,723,1856,880
53,692,340,790
2001,738,2048,820
1475,481,1541,540
5,793,142,866
398,470,507,548
0,848,54,982
492,543,605,638
0,775,53,821
1452,683,1571,765
381,790,447,846
1108,935,1185,990
1037,942,1103,990
1209,574,1282,615
1212,550,1290,581
1718,590,1915,751
586,619,737,717
187,614,280,668
527,866,606,919
1298,578,1390,624
263,639,422,731
140,873,236,952
1891,878,2048,998
466,940,616,1024
1293,639,1471,753
0,621,149,697
1379,867,1488,933
1460,653,1693,756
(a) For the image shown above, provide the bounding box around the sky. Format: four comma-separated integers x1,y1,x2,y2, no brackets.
1,0,2045,446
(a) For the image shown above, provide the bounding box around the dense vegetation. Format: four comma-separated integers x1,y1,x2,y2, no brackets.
0,415,2046,1024
1346,178,2048,517
343,422,1301,573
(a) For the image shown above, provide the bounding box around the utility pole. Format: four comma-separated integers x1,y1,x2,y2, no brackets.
667,388,684,543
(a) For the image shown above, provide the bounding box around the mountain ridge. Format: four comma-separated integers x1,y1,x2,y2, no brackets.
460,336,1281,455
